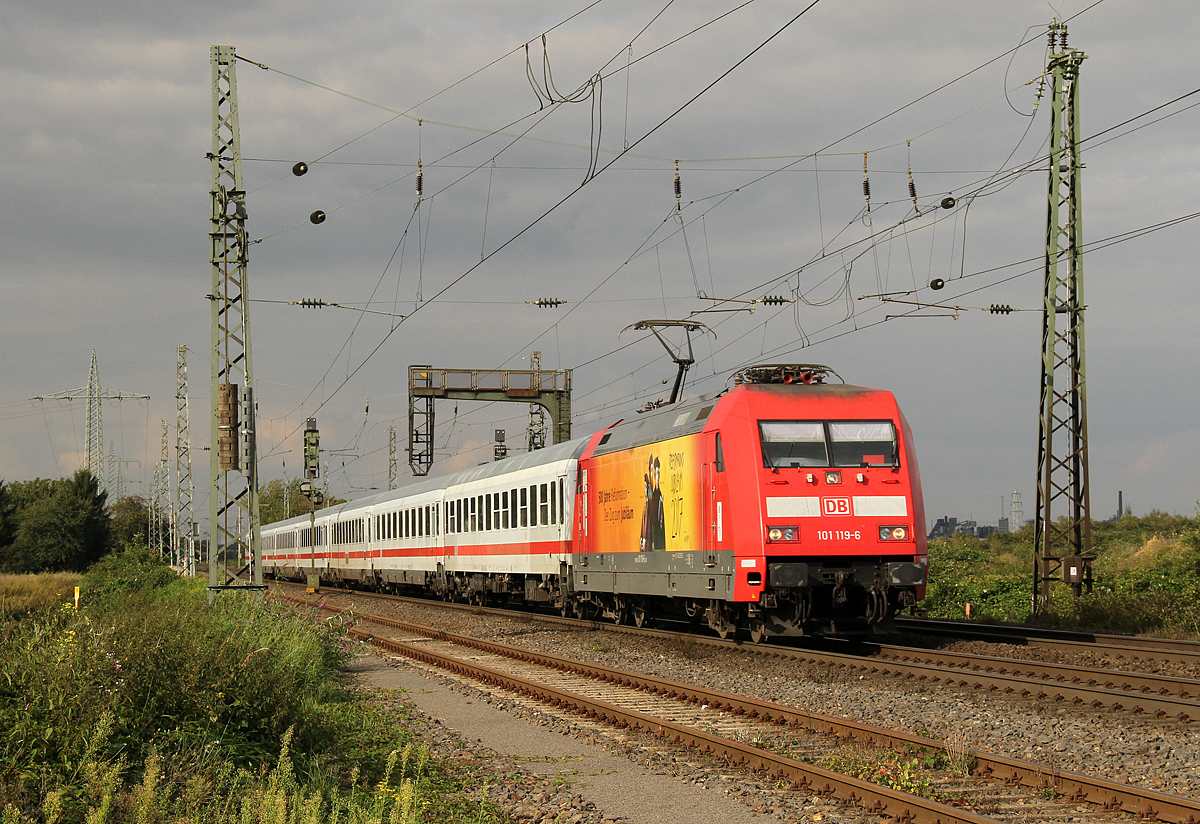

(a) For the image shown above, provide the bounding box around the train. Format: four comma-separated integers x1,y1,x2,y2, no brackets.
261,364,927,639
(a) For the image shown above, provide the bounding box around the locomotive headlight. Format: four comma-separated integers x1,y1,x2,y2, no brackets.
824,471,842,485
767,526,798,542
878,525,910,541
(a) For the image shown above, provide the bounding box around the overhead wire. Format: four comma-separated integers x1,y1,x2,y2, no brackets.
264,0,828,462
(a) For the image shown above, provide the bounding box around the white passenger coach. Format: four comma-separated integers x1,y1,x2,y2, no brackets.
260,438,583,601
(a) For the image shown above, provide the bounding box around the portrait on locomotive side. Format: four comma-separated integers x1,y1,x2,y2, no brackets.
639,455,666,551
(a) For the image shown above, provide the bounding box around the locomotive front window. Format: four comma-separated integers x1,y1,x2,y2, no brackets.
829,421,897,467
759,420,898,468
759,422,828,468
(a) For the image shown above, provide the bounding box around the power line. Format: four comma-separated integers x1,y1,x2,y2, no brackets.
262,0,827,463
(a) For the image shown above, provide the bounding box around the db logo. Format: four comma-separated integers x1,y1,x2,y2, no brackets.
822,497,852,516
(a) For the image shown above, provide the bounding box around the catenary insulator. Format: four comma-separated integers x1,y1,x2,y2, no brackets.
292,162,309,176
416,161,423,198
940,196,956,210
930,278,945,290
908,177,917,201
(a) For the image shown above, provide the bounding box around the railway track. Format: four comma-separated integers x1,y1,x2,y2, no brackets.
292,593,1200,824
896,617,1200,668
282,583,1200,720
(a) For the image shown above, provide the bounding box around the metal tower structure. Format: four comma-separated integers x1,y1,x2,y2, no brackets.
1033,21,1092,611
1011,491,1023,531
387,426,397,490
149,421,169,559
208,45,264,593
527,351,547,452
176,345,195,574
31,351,148,493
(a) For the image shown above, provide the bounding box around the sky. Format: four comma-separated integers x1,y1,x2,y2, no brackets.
1,0,1198,532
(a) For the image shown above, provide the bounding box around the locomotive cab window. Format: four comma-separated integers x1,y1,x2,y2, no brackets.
829,422,897,467
759,420,898,468
759,422,828,468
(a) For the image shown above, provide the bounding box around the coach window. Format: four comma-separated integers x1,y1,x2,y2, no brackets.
519,487,528,527
829,421,897,467
510,488,518,527
550,482,557,524
501,490,510,529
539,483,549,525
759,421,828,468
477,495,484,531
529,485,538,526
560,479,566,524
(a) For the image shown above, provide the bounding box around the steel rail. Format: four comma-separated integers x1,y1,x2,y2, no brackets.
303,597,1200,824
896,617,1200,665
349,625,1004,824
858,642,1200,699
287,586,1199,720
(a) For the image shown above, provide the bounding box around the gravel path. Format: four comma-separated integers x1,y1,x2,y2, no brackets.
318,590,1200,802
351,651,879,823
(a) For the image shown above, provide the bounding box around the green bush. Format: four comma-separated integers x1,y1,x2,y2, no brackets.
922,514,1200,636
0,554,389,821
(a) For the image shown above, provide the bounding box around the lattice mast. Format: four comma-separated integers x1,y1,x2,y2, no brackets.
32,351,148,494
208,45,263,592
388,426,397,490
176,345,195,574
31,350,147,494
1033,21,1092,611
86,352,104,483
150,421,169,559
527,351,547,452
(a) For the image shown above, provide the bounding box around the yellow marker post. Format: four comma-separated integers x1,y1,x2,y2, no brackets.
74,586,80,610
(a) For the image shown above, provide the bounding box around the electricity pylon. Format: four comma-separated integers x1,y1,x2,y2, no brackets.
31,350,148,493
208,45,263,594
1033,20,1092,612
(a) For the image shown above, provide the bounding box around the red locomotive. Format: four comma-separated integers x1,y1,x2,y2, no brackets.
261,364,927,638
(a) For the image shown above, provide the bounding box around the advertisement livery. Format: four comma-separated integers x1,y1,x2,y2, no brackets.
589,435,703,555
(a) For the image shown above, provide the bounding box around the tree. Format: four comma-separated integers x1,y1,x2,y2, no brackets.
258,478,309,526
0,480,16,550
0,470,110,573
108,494,150,548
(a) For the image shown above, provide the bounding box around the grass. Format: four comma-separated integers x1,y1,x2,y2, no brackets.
0,548,511,823
0,572,82,622
923,511,1200,637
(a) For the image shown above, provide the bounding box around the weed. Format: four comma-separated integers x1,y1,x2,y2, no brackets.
820,749,938,799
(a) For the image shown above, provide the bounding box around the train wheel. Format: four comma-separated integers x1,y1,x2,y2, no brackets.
748,618,768,644
632,602,648,628
707,601,737,639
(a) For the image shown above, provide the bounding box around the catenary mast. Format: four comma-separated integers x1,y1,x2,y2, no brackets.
208,45,263,594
